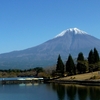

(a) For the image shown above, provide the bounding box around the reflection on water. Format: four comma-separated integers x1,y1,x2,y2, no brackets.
89,87,100,100
52,84,65,100
49,83,100,100
0,83,100,100
77,86,88,100
19,83,38,86
66,85,77,100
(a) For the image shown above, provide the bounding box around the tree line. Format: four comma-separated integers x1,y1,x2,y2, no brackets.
56,48,100,76
0,67,45,77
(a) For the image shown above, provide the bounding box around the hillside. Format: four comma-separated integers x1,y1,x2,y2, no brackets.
0,28,100,69
58,71,100,80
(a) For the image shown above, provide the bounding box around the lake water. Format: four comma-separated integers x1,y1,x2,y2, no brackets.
0,83,100,100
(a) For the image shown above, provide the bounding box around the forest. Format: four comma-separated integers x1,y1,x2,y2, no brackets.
55,48,100,77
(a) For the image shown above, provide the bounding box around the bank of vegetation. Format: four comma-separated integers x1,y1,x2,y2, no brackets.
0,67,50,78
53,48,100,79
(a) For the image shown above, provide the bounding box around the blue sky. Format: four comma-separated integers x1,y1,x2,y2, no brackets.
0,0,100,54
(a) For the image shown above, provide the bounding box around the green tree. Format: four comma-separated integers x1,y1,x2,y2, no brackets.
94,48,99,63
77,52,87,73
88,49,95,72
34,67,44,76
88,50,94,64
93,48,100,71
77,52,84,61
56,54,64,76
66,54,75,75
88,48,100,71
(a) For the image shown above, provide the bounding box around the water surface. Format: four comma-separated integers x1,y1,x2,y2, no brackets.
0,83,100,100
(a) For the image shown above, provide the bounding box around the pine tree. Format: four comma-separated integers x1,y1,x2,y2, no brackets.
94,48,99,63
66,54,75,75
77,52,84,61
56,54,64,75
88,50,94,64
93,48,100,71
88,48,100,71
77,52,87,73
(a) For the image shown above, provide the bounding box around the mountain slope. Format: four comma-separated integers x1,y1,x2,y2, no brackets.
0,28,100,69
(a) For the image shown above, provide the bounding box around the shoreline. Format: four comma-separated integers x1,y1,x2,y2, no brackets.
47,78,100,86
46,71,100,86
0,78,100,86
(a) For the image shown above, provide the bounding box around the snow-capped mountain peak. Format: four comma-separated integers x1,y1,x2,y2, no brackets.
55,28,87,38
55,30,67,38
68,28,87,34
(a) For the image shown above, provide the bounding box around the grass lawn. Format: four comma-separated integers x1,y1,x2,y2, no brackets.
58,71,100,80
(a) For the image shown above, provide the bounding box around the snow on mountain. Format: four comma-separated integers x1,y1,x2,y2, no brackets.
55,30,67,38
55,28,87,38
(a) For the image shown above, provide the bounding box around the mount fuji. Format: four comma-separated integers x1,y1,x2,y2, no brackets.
0,28,100,69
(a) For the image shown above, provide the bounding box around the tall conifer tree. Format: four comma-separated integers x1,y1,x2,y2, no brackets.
88,50,94,64
77,52,84,61
88,48,100,71
66,54,75,75
94,48,99,63
56,54,64,75
77,52,86,73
